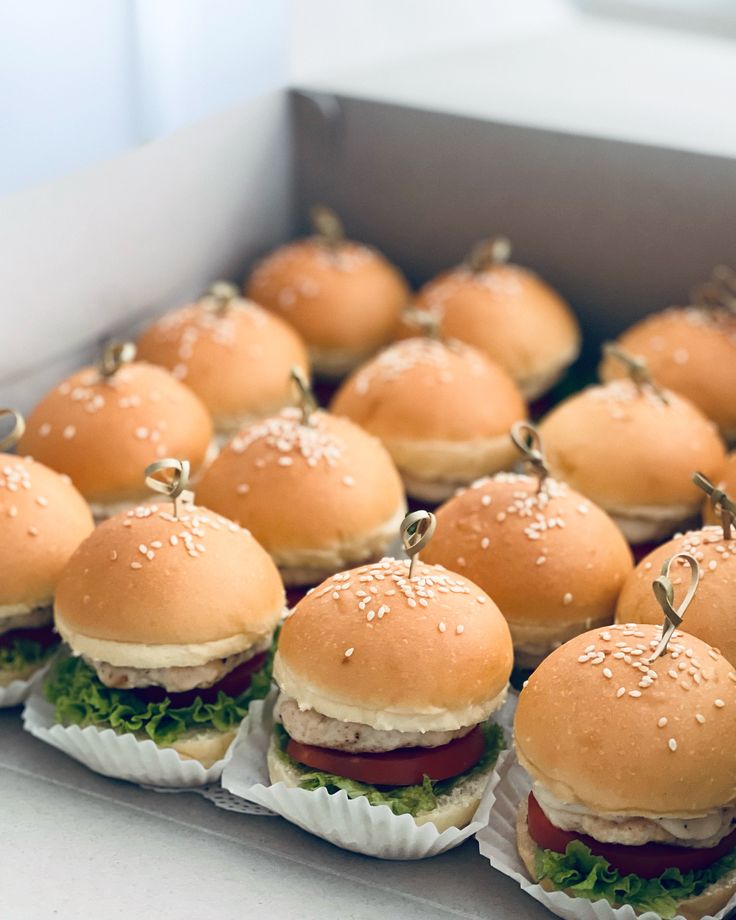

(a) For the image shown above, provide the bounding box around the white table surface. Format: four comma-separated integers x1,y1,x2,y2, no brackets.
1,708,550,920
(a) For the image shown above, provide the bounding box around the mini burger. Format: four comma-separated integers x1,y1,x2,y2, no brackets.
515,622,736,920
424,461,633,669
401,236,580,400
18,343,213,520
195,388,406,586
0,410,94,698
600,268,736,442
269,555,514,830
44,498,284,766
136,282,310,437
331,336,527,502
538,361,725,544
246,207,410,378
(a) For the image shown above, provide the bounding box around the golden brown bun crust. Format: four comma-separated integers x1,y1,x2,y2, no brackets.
195,409,405,554
19,363,214,503
246,239,410,354
0,455,94,607
276,558,513,727
402,263,580,395
55,503,284,647
600,307,736,438
539,380,725,509
331,338,526,442
616,526,736,667
515,624,736,815
704,451,736,525
516,798,736,920
424,475,633,630
136,299,309,425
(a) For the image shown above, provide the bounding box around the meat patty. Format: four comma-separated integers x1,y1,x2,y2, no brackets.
276,695,474,753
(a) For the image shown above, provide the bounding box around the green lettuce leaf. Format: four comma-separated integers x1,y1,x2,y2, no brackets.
44,650,273,745
535,838,736,919
273,720,505,817
0,637,58,672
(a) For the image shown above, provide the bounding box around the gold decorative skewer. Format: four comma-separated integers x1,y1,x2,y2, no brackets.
0,409,25,451
205,281,240,315
310,205,344,253
647,552,700,662
693,471,736,540
98,340,137,379
510,421,549,494
401,306,442,341
144,458,191,520
290,366,318,426
400,510,437,579
466,235,512,273
691,265,736,316
602,342,670,405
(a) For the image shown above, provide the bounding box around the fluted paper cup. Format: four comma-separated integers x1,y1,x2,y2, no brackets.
0,657,56,709
476,749,736,920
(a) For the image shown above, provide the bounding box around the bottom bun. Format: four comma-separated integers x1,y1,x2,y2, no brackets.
267,736,493,833
516,799,736,920
606,503,698,545
167,728,237,768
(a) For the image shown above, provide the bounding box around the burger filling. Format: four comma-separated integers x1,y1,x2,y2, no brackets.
0,606,59,683
272,696,505,817
44,637,276,745
526,787,736,918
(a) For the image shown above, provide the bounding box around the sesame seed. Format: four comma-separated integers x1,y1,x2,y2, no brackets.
342,475,355,487
236,483,250,495
715,699,725,708
616,687,626,698
62,425,76,439
39,423,51,437
658,717,668,727
476,595,487,604
496,511,506,522
708,560,717,571
456,625,465,634
36,496,49,507
603,667,613,679
135,427,149,440
563,592,573,606
709,649,720,661
696,713,706,724
481,495,491,507
366,611,375,621
130,561,143,570
277,456,293,467
480,537,490,550
536,555,546,566
8,505,17,518
344,647,354,658
27,526,38,536
139,544,148,554
170,535,178,546
110,550,118,561
629,690,642,698
438,622,447,633
668,738,677,752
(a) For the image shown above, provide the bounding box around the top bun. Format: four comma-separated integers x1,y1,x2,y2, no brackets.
405,259,580,400
136,295,309,433
616,526,736,667
0,454,94,610
55,502,284,668
600,307,736,441
515,624,736,816
423,474,632,646
704,452,736,526
195,409,406,584
246,238,410,376
18,362,214,505
539,380,725,514
274,558,514,733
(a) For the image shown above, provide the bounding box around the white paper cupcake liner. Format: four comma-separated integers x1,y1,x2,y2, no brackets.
221,692,511,859
22,689,256,788
476,750,736,920
0,657,56,709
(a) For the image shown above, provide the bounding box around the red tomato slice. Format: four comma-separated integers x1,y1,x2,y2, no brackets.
285,725,486,786
527,793,736,878
0,623,58,649
132,652,269,707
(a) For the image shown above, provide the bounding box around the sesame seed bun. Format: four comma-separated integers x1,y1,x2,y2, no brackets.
267,734,495,832
195,409,407,586
274,558,514,733
18,363,214,506
616,526,736,667
515,624,736,816
54,503,284,668
0,454,94,611
402,263,580,400
136,298,309,434
423,474,633,668
538,380,725,544
331,339,527,501
246,239,410,377
600,307,736,442
515,797,736,920
704,451,736,526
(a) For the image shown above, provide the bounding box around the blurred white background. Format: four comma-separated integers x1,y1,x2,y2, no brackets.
1,0,735,198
